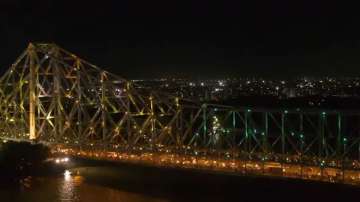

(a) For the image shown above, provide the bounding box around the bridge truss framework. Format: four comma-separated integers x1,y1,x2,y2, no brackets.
1,43,360,185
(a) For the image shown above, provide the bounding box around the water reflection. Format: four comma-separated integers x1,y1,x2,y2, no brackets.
59,171,82,202
1,174,168,202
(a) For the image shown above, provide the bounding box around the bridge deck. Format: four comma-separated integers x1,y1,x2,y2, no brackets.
54,146,360,186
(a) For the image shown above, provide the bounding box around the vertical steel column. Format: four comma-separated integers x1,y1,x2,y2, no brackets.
101,72,107,146
232,111,236,150
299,113,304,177
231,111,236,171
319,112,325,158
189,110,194,146
126,82,131,145
202,104,207,147
18,58,25,137
76,59,82,145
281,112,285,155
175,97,180,147
337,113,345,181
245,110,249,154
53,48,63,142
263,112,269,173
28,44,37,140
179,108,183,147
264,112,268,154
231,111,236,162
337,113,342,156
319,112,326,178
281,112,285,175
244,110,249,172
150,95,155,149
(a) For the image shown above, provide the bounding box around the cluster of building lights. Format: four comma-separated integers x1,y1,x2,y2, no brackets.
133,77,360,102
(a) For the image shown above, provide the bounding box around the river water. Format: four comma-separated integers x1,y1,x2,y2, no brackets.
0,174,168,202
1,166,359,202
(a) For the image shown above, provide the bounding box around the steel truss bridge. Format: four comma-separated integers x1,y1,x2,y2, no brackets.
1,43,360,185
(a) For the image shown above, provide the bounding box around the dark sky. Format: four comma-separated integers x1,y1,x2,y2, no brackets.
0,1,359,79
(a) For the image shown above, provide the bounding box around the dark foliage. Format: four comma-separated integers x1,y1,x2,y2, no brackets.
0,141,50,179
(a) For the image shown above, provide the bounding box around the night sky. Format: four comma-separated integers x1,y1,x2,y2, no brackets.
0,1,359,79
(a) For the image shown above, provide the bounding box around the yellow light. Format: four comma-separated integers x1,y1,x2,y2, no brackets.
64,170,71,181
